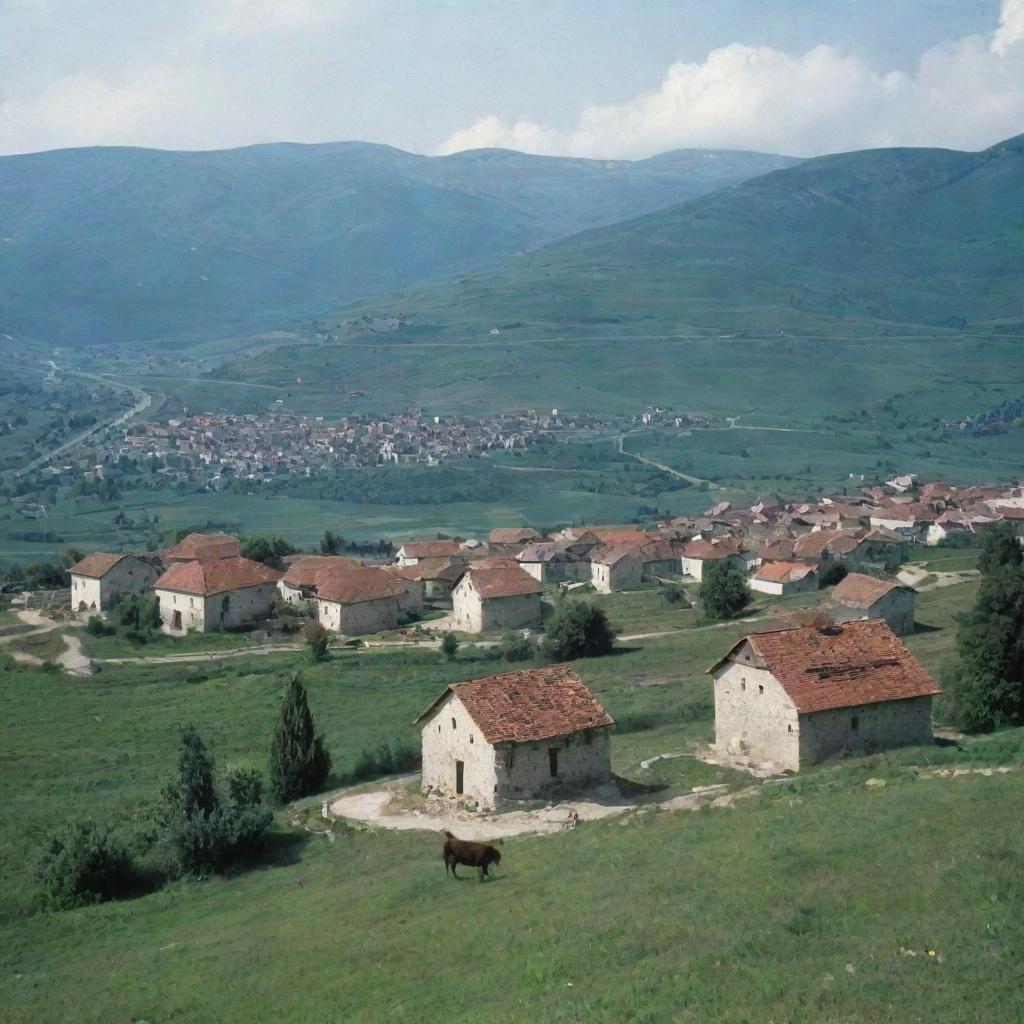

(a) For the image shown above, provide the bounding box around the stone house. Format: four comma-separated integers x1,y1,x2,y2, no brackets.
394,540,463,567
547,528,603,558
793,529,865,565
516,543,587,583
589,545,644,593
451,562,543,634
315,566,408,636
680,538,752,580
829,573,916,635
925,511,974,546
415,665,614,809
154,557,281,633
488,527,543,552
857,528,906,568
637,539,683,579
749,561,818,596
396,557,465,599
709,619,940,771
68,553,160,612
165,531,241,562
868,504,936,542
278,555,358,608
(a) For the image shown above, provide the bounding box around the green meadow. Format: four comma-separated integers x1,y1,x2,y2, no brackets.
4,579,1023,1022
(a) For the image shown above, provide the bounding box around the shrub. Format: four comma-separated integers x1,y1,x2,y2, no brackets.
304,622,330,663
818,561,849,588
440,631,459,660
542,601,615,660
662,584,682,604
501,631,536,662
36,820,136,909
347,740,421,783
167,806,272,877
85,615,114,637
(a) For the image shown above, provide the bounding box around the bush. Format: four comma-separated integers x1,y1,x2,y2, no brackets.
113,593,161,635
346,740,421,783
441,631,459,660
662,584,683,604
304,622,330,663
36,820,136,909
501,631,536,662
819,561,849,588
167,806,272,877
699,561,751,621
542,601,615,660
85,615,114,637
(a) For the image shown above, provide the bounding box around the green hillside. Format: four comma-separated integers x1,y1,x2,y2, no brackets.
317,134,1024,335
0,142,794,348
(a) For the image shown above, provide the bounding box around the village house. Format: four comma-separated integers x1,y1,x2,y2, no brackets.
488,527,543,551
637,539,683,579
548,528,603,558
829,573,917,635
857,527,906,568
516,543,587,583
393,557,465,599
164,531,241,562
278,555,358,607
925,511,975,546
68,553,160,612
450,562,543,634
793,529,867,565
315,566,408,636
589,544,644,593
709,619,940,771
415,665,613,809
680,538,752,580
749,561,818,596
868,504,936,542
153,557,281,633
394,540,463,566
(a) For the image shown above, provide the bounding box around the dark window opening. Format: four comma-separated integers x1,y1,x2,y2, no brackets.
548,748,559,777
469,734,474,744
451,717,456,730
788,724,793,733
851,715,859,732
758,684,764,695
455,760,464,795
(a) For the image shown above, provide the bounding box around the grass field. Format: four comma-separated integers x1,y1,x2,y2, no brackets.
4,580,1021,1022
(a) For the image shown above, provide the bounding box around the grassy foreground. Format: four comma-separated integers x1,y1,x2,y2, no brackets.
2,582,1022,1022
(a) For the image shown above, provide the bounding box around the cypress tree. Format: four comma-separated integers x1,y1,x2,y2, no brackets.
161,725,218,822
269,672,332,802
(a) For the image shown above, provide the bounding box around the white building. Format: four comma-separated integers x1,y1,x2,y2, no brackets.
153,557,280,633
450,562,543,634
589,545,643,593
749,561,817,596
68,553,159,613
315,566,407,636
710,619,939,772
416,665,614,809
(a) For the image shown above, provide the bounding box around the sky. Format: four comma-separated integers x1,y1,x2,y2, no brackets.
0,0,1021,159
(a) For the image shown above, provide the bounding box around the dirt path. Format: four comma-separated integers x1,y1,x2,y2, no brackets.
615,434,713,488
57,634,95,677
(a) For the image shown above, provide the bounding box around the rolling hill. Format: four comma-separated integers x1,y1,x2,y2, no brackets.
320,134,1024,339
0,142,795,347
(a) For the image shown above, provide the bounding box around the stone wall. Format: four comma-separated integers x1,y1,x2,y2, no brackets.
318,595,399,636
592,557,642,593
713,659,801,770
420,694,499,807
480,594,542,632
493,728,611,802
799,695,933,764
156,583,277,633
833,591,915,635
71,557,158,613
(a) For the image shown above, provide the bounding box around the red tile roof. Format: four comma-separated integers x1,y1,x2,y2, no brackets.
460,563,543,599
68,552,127,579
793,529,863,560
415,665,614,743
590,543,643,567
281,555,358,589
398,540,463,559
316,566,407,605
753,561,815,584
489,527,543,545
165,532,241,562
831,573,910,609
710,619,939,714
154,556,280,596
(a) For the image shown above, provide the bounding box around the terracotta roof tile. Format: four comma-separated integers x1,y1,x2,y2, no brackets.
415,665,614,743
489,527,543,545
316,566,407,605
831,573,910,609
155,556,280,596
460,563,543,599
711,619,939,714
68,552,126,579
398,540,462,559
753,561,816,584
281,555,358,588
165,532,240,562
590,543,643,567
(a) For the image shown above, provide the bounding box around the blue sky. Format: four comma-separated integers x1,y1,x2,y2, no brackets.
0,0,1021,157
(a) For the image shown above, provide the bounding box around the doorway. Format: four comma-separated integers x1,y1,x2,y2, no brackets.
172,610,182,630
548,748,559,777
455,760,465,795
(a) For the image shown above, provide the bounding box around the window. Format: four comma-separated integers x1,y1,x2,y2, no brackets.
788,724,793,733
451,717,457,730
851,715,859,732
548,748,559,777
469,734,474,744
741,681,746,692
438,724,441,733
758,684,764,695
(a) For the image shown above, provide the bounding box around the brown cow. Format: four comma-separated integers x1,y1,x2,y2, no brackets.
442,830,502,881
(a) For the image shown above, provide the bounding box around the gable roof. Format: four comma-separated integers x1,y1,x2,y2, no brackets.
154,556,280,596
793,529,863,560
517,543,581,564
831,573,911,609
415,665,614,743
281,555,359,589
397,540,463,559
753,561,816,584
590,543,643,567
165,531,240,562
68,552,127,579
316,565,407,605
710,619,939,714
459,563,544,599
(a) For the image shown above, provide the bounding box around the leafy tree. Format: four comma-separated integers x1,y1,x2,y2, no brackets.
320,530,340,555
978,524,1023,575
501,631,536,662
542,601,615,660
240,534,296,569
114,592,162,636
226,767,265,810
947,563,1024,732
36,820,136,909
700,561,751,621
305,622,331,663
819,561,849,588
85,615,115,637
269,673,332,802
59,546,85,568
441,631,460,661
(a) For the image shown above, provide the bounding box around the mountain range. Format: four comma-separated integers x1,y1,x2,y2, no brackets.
0,142,796,347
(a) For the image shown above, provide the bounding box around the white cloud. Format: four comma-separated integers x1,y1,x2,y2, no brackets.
438,0,1024,158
